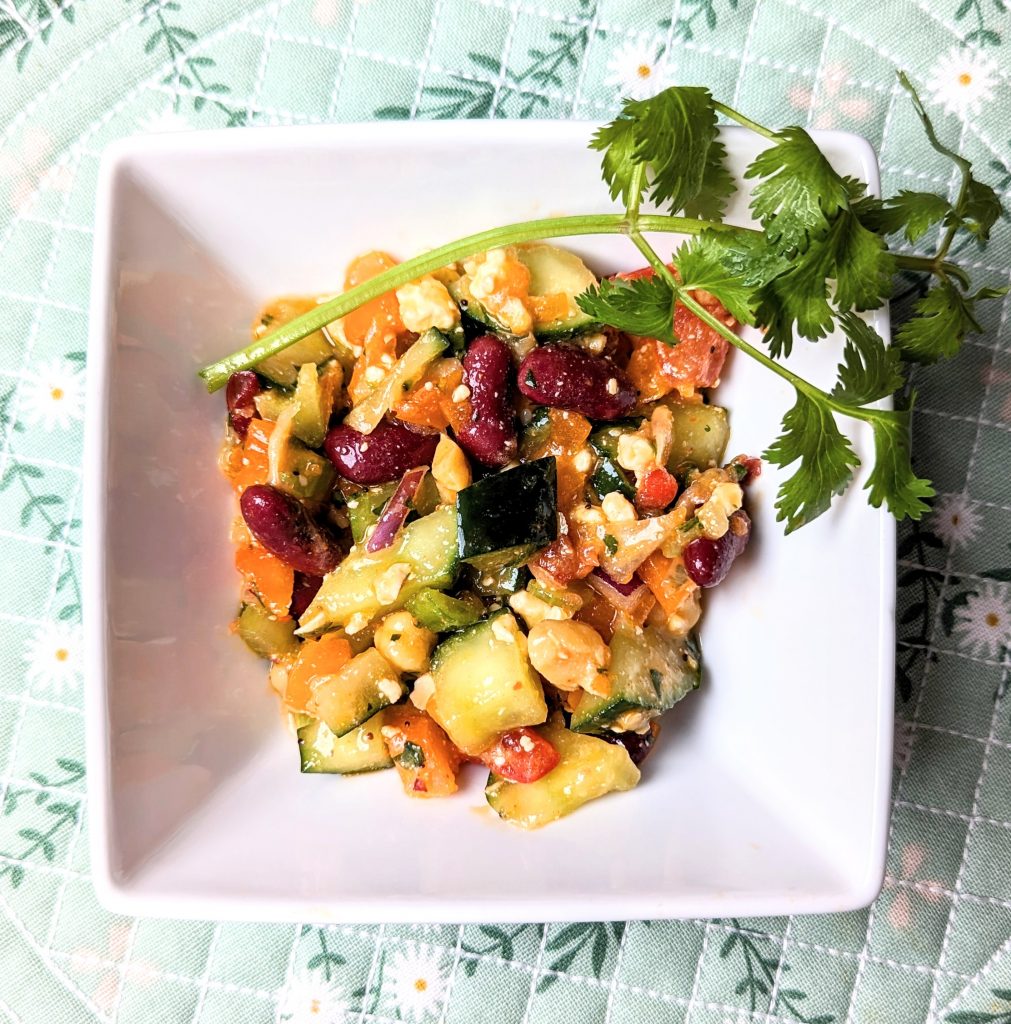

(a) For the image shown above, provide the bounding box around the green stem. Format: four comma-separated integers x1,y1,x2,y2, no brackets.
895,253,970,289
198,213,727,391
713,101,777,140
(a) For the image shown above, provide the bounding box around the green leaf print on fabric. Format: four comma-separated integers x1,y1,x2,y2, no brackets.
659,0,741,42
948,989,1011,1023
0,0,79,72
132,0,248,125
535,922,625,992
0,758,84,888
954,0,1005,47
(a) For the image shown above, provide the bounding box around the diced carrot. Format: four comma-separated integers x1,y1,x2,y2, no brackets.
344,252,406,405
230,419,275,493
235,545,294,620
382,705,463,798
284,633,353,715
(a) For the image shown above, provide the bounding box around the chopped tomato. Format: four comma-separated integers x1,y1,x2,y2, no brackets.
229,419,274,493
479,727,560,783
636,466,679,511
382,705,463,797
345,251,406,405
284,633,352,714
235,545,294,620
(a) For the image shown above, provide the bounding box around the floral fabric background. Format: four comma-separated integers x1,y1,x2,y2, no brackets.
1,0,1010,1022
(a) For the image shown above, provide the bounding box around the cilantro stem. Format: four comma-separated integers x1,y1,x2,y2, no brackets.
198,212,731,391
712,102,777,141
894,253,971,289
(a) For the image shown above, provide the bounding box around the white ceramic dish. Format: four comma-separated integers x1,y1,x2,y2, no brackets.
85,121,894,923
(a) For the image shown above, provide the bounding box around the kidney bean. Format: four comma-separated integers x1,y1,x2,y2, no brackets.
601,721,659,766
323,418,438,485
225,370,261,439
290,572,324,619
240,484,343,576
683,509,751,588
456,335,518,467
517,345,636,421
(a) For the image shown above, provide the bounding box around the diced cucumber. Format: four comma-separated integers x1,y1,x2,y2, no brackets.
485,716,639,828
347,482,398,544
292,361,342,448
301,505,458,632
588,422,641,459
519,406,552,461
236,603,299,660
457,458,557,573
428,613,547,755
464,563,530,598
590,455,635,502
267,407,335,502
297,712,392,773
450,245,598,339
665,402,730,471
312,648,405,737
254,302,335,389
344,329,448,434
570,625,701,733
254,387,293,421
406,589,484,632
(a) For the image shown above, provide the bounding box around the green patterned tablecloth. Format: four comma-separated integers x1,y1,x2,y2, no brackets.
2,1,1011,1021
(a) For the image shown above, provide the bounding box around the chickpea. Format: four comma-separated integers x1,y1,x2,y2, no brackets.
527,620,610,696
432,434,472,502
373,611,436,674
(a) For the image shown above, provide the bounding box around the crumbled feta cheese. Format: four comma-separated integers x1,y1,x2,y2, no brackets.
374,563,412,606
410,672,436,710
313,721,337,758
572,447,594,474
518,734,535,752
605,377,618,395
364,366,385,384
344,612,369,635
491,614,519,644
616,433,656,476
451,384,471,403
601,491,637,523
377,677,403,704
396,276,461,334
697,482,743,540
509,590,568,627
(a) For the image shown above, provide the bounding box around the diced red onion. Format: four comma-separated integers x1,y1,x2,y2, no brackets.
366,466,428,553
587,568,648,613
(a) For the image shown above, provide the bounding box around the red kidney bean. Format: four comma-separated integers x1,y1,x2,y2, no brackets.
226,370,261,439
601,722,659,766
456,335,518,467
240,484,343,576
683,509,751,588
517,346,636,421
324,418,438,484
290,572,324,619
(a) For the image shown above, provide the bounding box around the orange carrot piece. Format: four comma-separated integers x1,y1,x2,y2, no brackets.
235,545,294,620
285,633,353,715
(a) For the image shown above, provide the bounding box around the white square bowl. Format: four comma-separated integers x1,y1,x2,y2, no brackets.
85,121,894,923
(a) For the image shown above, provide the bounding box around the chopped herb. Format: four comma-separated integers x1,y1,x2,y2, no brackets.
680,516,700,532
649,668,663,689
398,741,426,769
603,534,618,555
390,633,402,642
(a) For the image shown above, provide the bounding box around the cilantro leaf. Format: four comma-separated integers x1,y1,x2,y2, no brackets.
864,408,934,519
673,235,759,324
859,189,952,243
746,127,851,255
894,281,990,363
831,313,904,406
698,228,792,290
591,87,730,215
755,246,835,357
763,391,859,532
681,137,735,220
576,275,677,344
829,212,895,312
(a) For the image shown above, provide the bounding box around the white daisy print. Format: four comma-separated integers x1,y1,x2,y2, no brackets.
24,622,83,694
952,581,1011,659
604,38,673,101
383,944,448,1022
136,106,192,135
18,359,85,432
925,45,997,117
929,492,983,550
277,969,348,1024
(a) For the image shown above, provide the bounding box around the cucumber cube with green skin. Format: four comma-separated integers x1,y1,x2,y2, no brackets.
590,455,635,502
297,712,392,773
312,649,405,737
292,361,342,448
428,613,547,755
485,716,640,828
665,403,730,471
456,458,557,574
406,589,484,632
301,505,459,632
255,332,335,388
236,603,299,660
347,482,398,544
254,388,293,421
570,625,701,734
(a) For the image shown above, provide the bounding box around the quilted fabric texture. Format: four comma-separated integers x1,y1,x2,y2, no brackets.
1,1,1010,1022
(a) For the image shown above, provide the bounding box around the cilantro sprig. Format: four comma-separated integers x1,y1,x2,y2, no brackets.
198,73,1006,534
